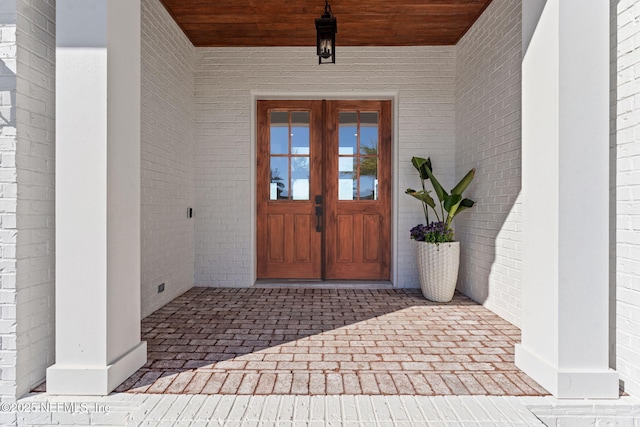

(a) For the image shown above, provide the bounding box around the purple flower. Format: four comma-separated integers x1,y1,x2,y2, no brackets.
409,221,454,243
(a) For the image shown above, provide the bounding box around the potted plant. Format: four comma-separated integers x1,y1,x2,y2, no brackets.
405,157,475,302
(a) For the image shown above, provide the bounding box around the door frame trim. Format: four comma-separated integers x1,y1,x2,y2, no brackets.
250,91,400,287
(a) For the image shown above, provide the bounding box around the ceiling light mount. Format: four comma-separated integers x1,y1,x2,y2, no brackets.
315,0,337,64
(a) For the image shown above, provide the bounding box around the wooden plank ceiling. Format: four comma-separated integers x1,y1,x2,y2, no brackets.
159,0,494,47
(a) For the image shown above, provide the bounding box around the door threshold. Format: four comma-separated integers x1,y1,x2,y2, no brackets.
254,280,394,289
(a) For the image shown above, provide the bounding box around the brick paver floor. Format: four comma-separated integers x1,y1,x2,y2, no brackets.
107,287,549,396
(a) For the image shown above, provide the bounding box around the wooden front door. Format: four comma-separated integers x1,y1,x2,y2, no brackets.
257,100,391,280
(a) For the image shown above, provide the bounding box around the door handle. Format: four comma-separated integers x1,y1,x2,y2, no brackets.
315,206,323,232
315,195,323,232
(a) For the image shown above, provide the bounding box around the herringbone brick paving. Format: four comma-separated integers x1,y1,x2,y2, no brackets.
110,287,548,396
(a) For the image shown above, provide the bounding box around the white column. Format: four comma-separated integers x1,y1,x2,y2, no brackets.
516,0,618,398
47,0,146,395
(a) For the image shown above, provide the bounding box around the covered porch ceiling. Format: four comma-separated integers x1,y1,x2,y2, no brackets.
158,0,494,47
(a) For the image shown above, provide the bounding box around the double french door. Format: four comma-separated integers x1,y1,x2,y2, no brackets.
257,100,391,280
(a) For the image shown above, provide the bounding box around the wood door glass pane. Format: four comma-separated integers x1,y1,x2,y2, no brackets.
338,111,379,201
270,112,289,154
270,157,289,200
358,157,377,200
270,111,310,201
338,112,358,153
360,112,378,153
291,112,310,152
291,156,310,200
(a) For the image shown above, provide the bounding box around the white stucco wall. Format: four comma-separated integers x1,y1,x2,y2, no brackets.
193,47,456,288
616,0,640,397
454,0,523,326
140,0,195,317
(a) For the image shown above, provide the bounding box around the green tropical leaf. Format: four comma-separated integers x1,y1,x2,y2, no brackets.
451,168,476,195
406,156,476,232
405,188,436,209
420,157,433,180
421,192,436,210
423,164,447,202
411,157,431,180
449,198,475,223
443,194,462,212
453,198,475,216
460,198,475,208
410,157,425,171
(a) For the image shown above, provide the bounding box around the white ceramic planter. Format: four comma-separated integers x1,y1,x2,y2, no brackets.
416,241,460,302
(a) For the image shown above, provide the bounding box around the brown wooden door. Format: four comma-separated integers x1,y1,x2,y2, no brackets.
324,100,391,280
257,100,391,280
257,100,323,279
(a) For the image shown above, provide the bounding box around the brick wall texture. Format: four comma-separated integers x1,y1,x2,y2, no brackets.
14,0,55,400
0,1,18,412
140,0,195,318
616,0,640,397
194,46,456,288
454,0,523,326
0,0,55,412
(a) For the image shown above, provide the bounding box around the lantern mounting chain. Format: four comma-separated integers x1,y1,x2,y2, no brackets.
323,0,332,17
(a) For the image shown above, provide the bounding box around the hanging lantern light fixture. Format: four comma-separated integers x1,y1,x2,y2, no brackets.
315,0,337,64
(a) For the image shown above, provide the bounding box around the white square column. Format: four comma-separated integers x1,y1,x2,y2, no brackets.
46,0,146,395
516,0,618,398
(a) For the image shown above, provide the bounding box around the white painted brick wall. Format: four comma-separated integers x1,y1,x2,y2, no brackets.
0,0,55,411
0,0,18,413
193,47,456,288
140,0,195,318
454,0,523,327
616,0,640,398
14,0,55,400
523,396,640,426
